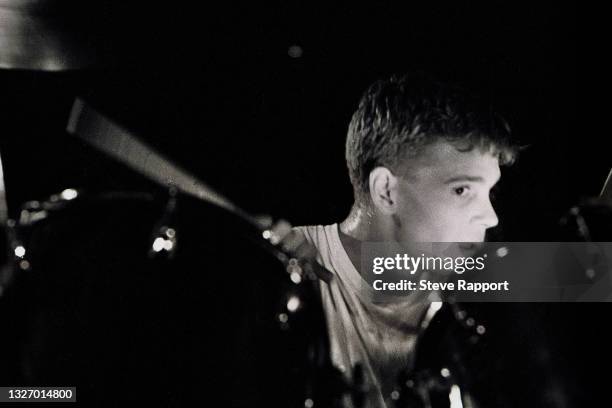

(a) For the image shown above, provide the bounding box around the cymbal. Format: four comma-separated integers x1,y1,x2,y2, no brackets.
0,0,94,71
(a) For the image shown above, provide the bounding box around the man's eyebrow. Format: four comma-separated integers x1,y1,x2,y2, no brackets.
444,174,502,185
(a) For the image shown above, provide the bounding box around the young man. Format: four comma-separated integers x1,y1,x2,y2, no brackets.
268,73,519,407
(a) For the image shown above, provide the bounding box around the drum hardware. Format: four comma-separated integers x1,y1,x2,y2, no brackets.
0,186,82,294
148,188,179,259
390,302,485,408
0,188,348,406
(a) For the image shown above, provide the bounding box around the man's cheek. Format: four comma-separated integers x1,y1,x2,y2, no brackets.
435,214,465,241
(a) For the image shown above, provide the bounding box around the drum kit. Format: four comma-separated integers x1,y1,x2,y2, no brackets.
0,2,607,407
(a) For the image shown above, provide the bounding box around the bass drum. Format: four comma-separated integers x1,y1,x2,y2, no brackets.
0,190,341,407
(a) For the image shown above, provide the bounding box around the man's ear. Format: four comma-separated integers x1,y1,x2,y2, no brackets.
368,167,399,215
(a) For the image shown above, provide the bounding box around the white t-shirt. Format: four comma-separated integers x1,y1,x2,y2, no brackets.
295,223,434,408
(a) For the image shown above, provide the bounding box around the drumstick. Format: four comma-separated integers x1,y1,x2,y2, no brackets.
600,168,612,200
0,151,8,226
66,98,256,227
66,98,333,282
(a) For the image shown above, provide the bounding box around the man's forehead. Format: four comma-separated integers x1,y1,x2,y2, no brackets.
401,140,501,183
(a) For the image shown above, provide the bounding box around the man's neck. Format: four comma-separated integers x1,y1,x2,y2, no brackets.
338,204,388,276
339,203,393,240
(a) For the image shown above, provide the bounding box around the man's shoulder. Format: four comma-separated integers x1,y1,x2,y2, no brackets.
292,224,336,245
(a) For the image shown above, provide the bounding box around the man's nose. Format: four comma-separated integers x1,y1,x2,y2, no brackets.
475,197,499,229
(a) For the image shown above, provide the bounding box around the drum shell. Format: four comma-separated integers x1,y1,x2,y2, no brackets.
0,193,333,407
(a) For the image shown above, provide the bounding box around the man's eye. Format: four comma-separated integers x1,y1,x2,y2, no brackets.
453,186,470,196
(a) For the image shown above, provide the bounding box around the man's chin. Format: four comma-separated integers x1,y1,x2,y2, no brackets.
457,235,486,243
457,242,486,256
